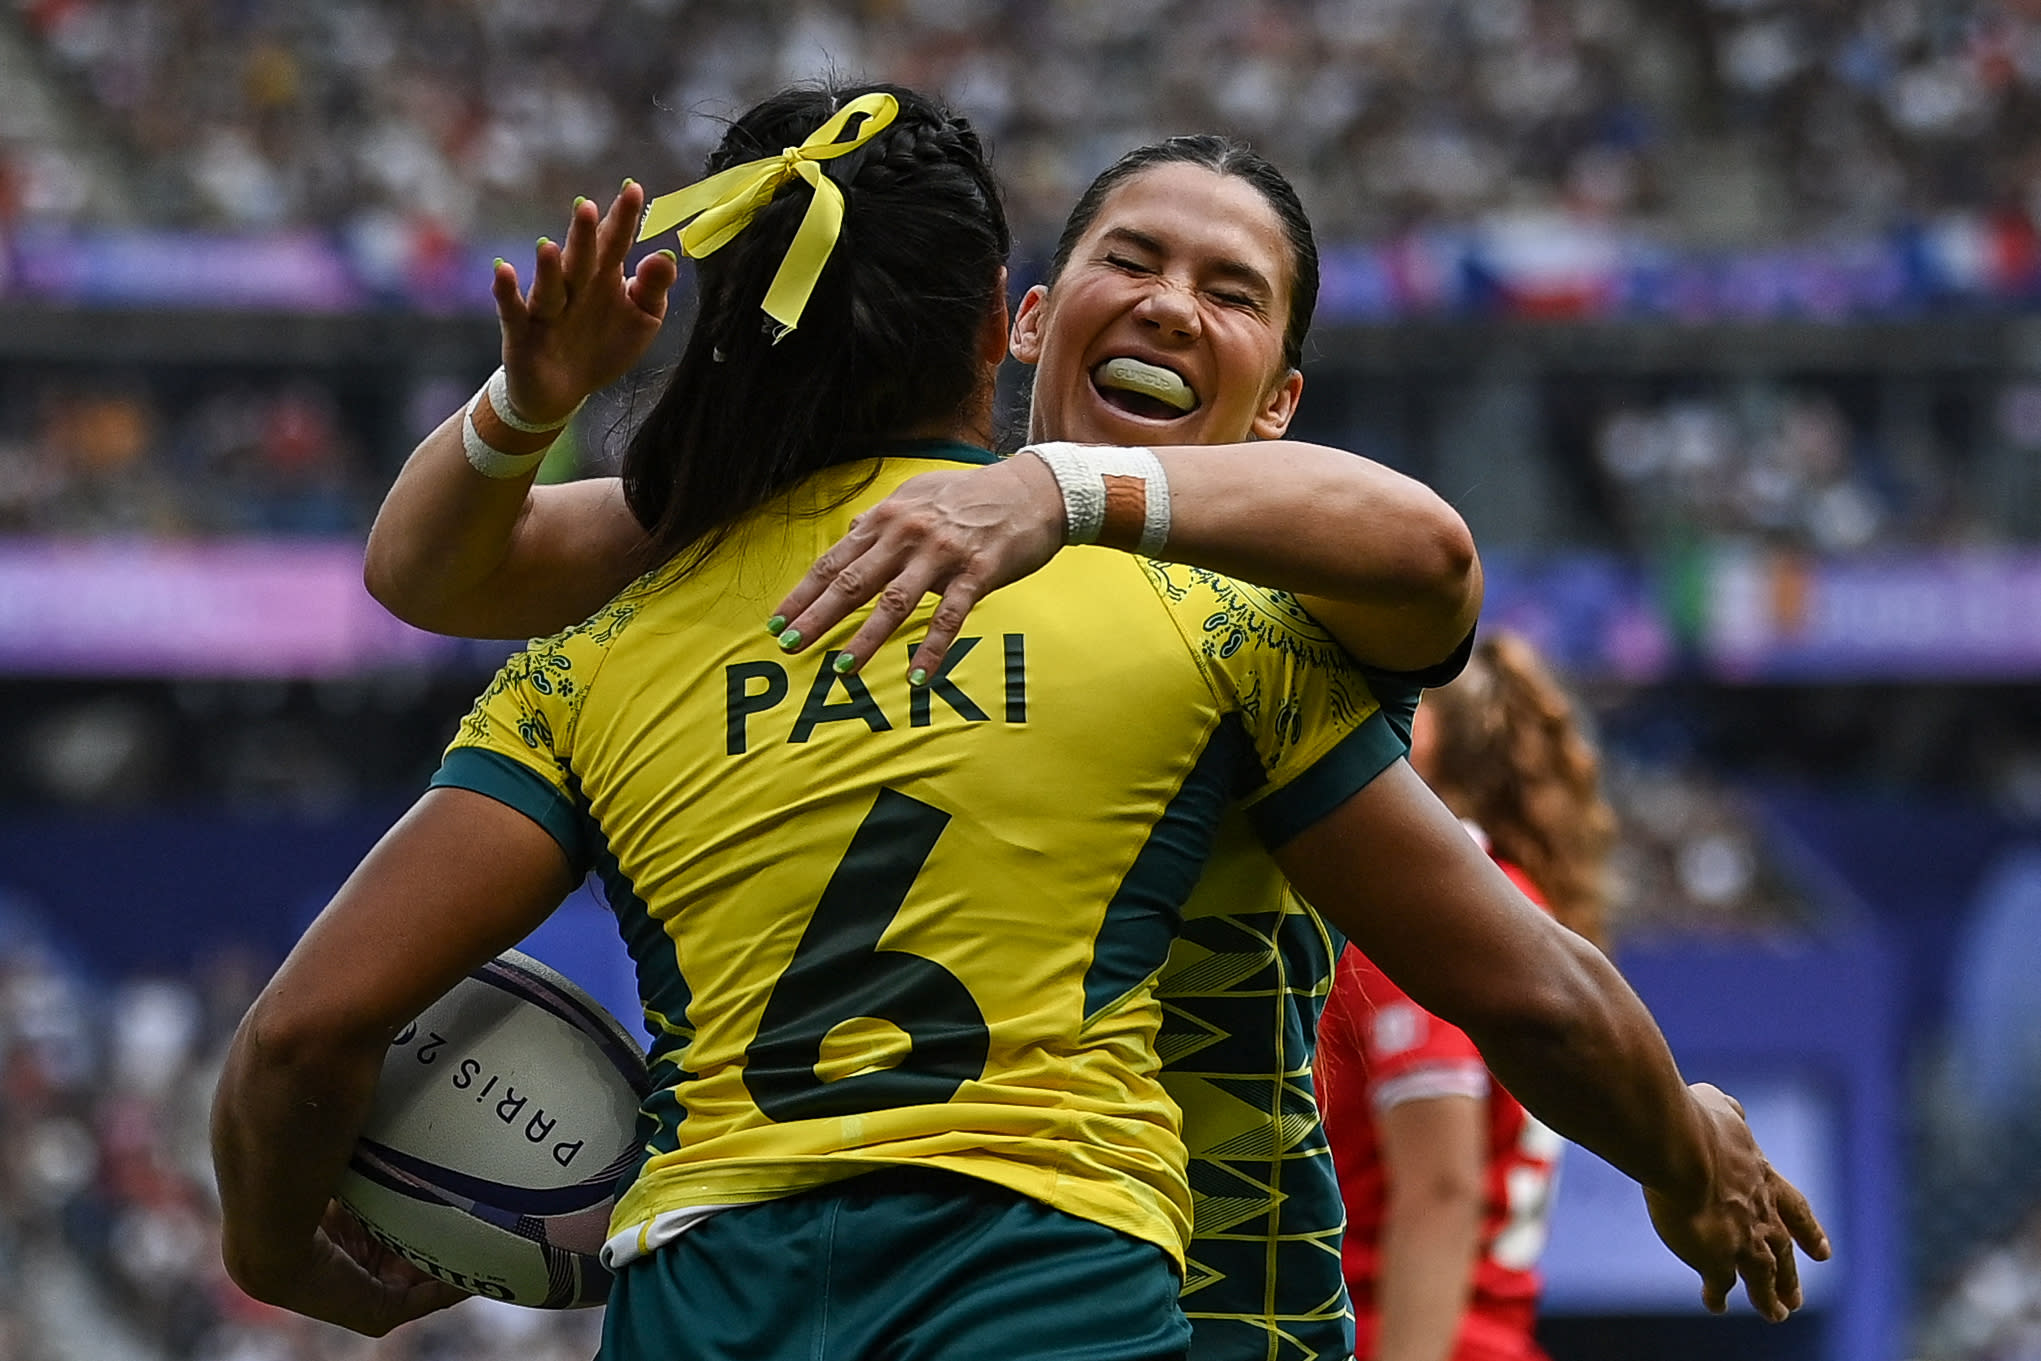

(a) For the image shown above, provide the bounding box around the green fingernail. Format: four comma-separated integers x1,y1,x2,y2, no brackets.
765,615,787,635
574,196,587,209
623,177,637,189
537,236,552,248
777,629,802,652
658,248,678,262
832,653,857,675
492,257,505,269
909,667,929,688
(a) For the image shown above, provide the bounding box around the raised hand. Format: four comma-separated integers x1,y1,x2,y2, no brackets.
490,182,680,427
1645,1083,1832,1322
769,453,1066,681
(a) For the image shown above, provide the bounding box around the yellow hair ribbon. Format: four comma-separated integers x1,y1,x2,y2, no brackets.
637,92,900,337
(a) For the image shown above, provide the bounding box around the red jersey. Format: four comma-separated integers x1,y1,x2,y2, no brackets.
1317,857,1563,1361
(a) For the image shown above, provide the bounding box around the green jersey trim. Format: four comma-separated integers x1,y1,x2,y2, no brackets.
1359,672,1424,748
566,774,697,1184
1084,715,1256,1020
432,748,590,873
1245,709,1409,850
871,439,999,466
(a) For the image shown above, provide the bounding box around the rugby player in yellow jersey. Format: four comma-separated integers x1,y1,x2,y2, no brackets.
356,133,1825,1359
220,84,1416,1358
366,140,1475,1361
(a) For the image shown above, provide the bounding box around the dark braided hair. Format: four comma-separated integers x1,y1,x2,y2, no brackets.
1048,136,1318,374
623,82,1011,571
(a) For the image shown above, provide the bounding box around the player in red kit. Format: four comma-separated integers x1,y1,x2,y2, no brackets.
1319,633,1617,1361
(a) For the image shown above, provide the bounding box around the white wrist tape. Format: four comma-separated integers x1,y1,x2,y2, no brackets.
487,367,582,434
1023,441,1172,555
462,410,551,478
461,367,584,479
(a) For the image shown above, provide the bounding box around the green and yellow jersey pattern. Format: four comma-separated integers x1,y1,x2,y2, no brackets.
432,444,1409,1290
1150,576,1423,1361
1164,842,1359,1361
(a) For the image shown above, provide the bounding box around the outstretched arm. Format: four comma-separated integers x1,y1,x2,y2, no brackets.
212,790,576,1333
362,184,669,639
767,443,1479,681
1274,761,1830,1322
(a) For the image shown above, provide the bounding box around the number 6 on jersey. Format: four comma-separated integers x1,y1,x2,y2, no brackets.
744,788,992,1121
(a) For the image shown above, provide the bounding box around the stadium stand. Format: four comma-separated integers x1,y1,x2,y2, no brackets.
4,0,2040,247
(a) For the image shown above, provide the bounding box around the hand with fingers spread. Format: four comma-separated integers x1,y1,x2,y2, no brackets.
1645,1083,1832,1322
491,181,681,428
768,452,1065,682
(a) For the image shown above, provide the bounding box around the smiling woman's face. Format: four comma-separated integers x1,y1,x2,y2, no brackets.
1011,162,1305,450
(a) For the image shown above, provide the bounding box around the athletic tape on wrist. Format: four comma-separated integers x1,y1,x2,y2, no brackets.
462,407,552,479
462,367,580,479
1023,441,1171,555
486,367,582,433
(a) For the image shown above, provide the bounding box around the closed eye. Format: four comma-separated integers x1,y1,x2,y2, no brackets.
1104,254,1155,274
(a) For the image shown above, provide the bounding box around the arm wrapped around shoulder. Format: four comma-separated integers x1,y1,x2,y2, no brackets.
1021,441,1171,554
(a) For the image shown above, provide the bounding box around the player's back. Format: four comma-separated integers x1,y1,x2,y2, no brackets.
436,443,1384,1271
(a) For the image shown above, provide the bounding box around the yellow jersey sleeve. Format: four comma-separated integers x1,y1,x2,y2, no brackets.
429,598,639,876
1142,561,1413,848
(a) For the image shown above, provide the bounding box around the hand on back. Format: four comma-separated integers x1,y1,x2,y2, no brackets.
769,453,1066,682
491,183,680,427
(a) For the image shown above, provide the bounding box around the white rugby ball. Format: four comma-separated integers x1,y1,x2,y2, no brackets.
336,949,649,1308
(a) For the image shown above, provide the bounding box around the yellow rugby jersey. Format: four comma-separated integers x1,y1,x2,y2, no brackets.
432,442,1407,1271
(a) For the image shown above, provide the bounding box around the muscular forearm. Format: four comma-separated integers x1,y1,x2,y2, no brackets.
364,187,675,640
1279,768,1713,1210
1154,441,1481,671
1283,768,1828,1319
212,1006,386,1300
766,440,1480,680
1374,1185,1483,1361
1459,930,1711,1206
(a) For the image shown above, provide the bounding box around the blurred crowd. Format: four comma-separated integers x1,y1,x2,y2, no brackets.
4,0,2041,252
1925,1204,2041,1361
1588,377,1992,555
0,913,605,1361
0,378,374,538
4,0,2041,550
1599,755,1816,937
9,367,2033,553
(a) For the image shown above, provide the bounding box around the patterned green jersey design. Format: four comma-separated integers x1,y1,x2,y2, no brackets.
1153,571,1421,1361
1163,862,1352,1361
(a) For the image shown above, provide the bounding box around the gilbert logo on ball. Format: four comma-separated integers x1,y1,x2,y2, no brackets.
336,950,650,1308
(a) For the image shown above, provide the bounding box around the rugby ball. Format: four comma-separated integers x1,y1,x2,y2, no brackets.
336,949,650,1308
